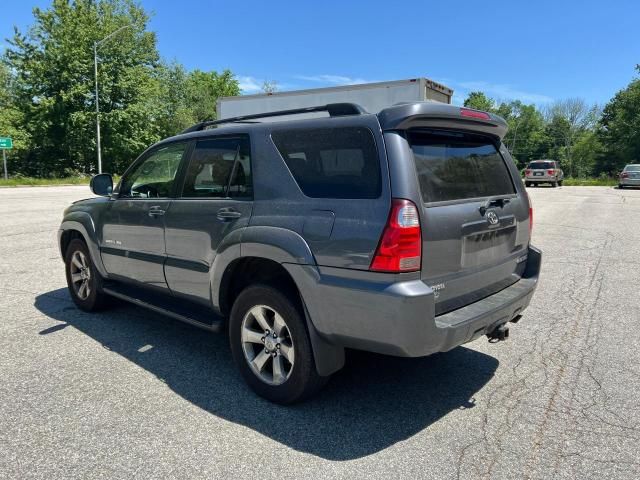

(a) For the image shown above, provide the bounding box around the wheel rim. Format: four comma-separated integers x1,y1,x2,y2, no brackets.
69,250,91,300
241,305,295,385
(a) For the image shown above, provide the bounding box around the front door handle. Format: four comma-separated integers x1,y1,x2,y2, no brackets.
216,207,242,221
148,206,165,217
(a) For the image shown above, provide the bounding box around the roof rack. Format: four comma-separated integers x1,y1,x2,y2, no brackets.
181,103,367,134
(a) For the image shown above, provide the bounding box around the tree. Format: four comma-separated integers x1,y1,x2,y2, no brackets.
4,0,162,175
184,69,240,123
463,91,495,112
0,62,30,176
596,70,640,174
261,80,278,94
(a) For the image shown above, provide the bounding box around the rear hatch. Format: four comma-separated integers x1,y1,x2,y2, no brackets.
406,127,530,315
526,160,555,179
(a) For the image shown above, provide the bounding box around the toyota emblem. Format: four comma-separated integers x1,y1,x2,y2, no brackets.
486,210,499,226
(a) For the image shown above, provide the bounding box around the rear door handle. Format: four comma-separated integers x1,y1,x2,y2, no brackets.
216,207,242,221
148,206,165,217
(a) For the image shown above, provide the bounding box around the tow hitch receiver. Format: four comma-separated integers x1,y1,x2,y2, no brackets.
487,323,510,343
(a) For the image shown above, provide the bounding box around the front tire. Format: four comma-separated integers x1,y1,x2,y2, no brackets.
229,284,329,404
64,238,109,312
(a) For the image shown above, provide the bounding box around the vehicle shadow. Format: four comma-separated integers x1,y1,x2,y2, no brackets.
34,288,499,461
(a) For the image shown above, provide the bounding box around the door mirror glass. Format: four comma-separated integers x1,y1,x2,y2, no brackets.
90,173,113,196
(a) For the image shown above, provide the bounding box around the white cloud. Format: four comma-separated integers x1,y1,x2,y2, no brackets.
294,74,378,86
455,81,553,105
237,75,263,94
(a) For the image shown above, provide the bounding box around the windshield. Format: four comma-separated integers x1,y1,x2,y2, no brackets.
528,161,554,169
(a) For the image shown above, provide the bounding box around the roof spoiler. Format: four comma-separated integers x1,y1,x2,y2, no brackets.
378,103,508,140
181,103,367,134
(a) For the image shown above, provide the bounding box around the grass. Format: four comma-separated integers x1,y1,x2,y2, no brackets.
0,176,91,187
561,177,618,187
0,175,619,188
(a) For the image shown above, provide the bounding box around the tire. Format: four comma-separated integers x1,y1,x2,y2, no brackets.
558,180,563,187
552,181,558,188
525,182,531,188
229,284,329,404
64,238,109,312
619,184,624,189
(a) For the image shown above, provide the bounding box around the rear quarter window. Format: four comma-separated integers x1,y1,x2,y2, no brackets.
271,127,381,199
408,130,515,203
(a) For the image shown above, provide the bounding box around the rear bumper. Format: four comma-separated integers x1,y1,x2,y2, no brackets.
620,178,640,186
287,245,541,357
525,176,557,182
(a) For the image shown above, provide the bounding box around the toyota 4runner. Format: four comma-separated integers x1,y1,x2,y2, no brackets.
59,102,541,403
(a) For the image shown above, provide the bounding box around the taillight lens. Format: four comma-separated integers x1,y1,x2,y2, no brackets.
547,169,555,175
460,108,491,120
621,172,629,178
524,190,533,237
370,199,422,272
525,169,531,176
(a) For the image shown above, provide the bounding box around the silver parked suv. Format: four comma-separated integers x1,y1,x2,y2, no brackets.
524,159,564,187
619,164,640,188
58,102,541,403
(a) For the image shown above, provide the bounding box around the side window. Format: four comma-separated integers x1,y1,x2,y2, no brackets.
271,127,381,199
119,143,186,198
181,136,252,198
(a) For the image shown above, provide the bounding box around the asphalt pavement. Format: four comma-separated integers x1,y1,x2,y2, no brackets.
1,185,639,479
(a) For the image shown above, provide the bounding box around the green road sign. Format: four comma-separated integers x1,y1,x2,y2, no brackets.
0,137,12,149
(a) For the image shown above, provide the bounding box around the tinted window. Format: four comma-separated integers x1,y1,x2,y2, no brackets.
408,130,515,203
182,137,252,198
528,161,554,169
120,143,185,198
624,165,640,172
271,127,381,199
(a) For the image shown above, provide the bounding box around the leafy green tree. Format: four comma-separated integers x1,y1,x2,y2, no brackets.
463,91,495,111
597,69,640,174
0,62,30,176
4,0,161,175
184,69,240,123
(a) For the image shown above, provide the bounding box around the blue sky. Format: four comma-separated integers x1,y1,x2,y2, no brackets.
3,0,639,106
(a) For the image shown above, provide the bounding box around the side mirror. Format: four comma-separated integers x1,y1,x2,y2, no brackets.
90,173,113,196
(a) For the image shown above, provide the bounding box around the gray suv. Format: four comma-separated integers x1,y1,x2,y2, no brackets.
58,102,541,403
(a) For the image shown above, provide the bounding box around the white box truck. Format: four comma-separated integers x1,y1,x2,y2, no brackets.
217,78,453,120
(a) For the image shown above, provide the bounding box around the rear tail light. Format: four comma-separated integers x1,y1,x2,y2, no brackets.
525,191,533,237
370,199,422,272
621,172,629,178
460,108,491,120
547,169,555,176
525,169,531,176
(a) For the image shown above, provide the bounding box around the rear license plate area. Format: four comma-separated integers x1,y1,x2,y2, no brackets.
462,226,516,268
534,172,543,176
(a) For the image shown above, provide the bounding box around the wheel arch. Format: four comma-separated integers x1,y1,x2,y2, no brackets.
59,214,107,277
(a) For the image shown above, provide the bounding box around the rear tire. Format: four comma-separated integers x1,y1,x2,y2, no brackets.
552,181,558,188
64,238,109,312
525,182,531,188
619,184,624,189
229,284,329,404
558,180,563,187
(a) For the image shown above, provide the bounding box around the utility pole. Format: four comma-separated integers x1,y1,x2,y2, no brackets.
93,24,133,174
94,41,101,174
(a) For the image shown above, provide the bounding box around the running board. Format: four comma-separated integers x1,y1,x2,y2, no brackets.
102,283,224,333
